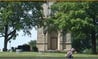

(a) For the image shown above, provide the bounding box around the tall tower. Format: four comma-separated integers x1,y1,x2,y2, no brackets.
37,2,72,52
37,2,52,51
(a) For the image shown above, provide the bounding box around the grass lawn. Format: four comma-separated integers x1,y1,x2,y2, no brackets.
0,52,98,58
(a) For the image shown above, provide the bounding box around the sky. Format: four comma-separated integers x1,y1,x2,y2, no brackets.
0,28,37,50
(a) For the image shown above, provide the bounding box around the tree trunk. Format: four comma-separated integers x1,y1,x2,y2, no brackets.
91,30,97,54
91,2,97,54
3,25,8,51
3,39,8,51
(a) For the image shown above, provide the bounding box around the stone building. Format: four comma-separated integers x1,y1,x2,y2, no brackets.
37,2,72,52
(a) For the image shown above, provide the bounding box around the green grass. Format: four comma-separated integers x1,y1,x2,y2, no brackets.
0,52,98,58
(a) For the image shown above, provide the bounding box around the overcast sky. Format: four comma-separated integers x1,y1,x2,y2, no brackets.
0,28,37,50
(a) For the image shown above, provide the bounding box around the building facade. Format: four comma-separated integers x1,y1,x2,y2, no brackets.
37,2,72,52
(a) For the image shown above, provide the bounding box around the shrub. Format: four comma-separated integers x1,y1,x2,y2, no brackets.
82,48,92,54
96,46,98,53
32,46,38,52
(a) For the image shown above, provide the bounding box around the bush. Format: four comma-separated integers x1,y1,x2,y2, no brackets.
17,44,31,51
32,46,38,52
82,48,92,54
96,46,98,53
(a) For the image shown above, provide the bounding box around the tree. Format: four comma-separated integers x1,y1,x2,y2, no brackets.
28,40,38,52
0,2,43,51
28,40,36,47
47,2,98,54
87,2,98,54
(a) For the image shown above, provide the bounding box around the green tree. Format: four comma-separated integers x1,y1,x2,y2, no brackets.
28,40,36,47
28,40,38,51
47,2,98,54
0,2,43,51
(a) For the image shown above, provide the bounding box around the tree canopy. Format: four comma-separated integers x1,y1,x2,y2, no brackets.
0,2,43,51
46,2,98,54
